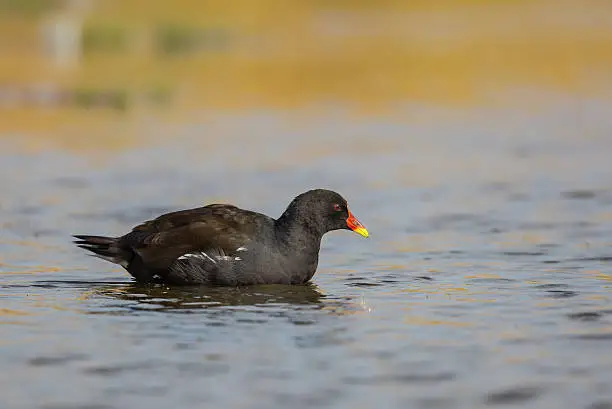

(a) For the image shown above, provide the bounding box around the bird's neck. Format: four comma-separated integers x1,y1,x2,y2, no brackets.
274,215,322,281
275,216,322,252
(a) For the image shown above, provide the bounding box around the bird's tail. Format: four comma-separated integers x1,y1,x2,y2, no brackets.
73,235,130,268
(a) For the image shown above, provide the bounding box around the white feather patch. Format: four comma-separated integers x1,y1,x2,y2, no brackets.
92,254,129,269
178,252,217,264
178,250,243,263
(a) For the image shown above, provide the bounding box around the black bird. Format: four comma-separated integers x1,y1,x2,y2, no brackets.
74,189,368,286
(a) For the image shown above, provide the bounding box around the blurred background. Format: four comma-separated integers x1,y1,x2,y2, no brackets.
1,0,611,146
2,1,612,409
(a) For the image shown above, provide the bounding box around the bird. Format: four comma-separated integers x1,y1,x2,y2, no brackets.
73,189,368,286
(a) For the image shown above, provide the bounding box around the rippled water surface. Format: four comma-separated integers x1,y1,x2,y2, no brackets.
2,102,612,409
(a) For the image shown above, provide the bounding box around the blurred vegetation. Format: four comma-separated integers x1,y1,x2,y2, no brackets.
72,88,129,111
0,0,60,16
0,0,611,133
155,25,201,56
82,24,128,54
155,25,230,56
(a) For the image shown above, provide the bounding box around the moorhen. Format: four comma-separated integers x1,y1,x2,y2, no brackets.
74,189,368,286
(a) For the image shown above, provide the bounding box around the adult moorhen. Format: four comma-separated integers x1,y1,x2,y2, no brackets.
74,189,368,286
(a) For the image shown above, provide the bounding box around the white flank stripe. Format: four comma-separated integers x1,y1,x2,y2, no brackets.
178,252,217,264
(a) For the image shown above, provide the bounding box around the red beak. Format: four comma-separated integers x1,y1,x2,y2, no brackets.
346,209,369,238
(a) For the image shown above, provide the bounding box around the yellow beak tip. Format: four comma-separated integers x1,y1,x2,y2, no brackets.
353,227,369,238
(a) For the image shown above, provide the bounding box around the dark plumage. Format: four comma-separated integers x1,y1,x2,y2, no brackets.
74,189,368,286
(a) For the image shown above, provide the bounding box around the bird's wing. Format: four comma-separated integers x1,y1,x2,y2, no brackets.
120,204,261,272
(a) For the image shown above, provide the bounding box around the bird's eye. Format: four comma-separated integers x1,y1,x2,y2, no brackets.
333,204,342,212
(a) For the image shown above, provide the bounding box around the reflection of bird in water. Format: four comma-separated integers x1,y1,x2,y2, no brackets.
92,282,326,311
86,281,370,317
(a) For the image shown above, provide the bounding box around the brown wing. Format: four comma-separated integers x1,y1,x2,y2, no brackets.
120,204,265,272
131,204,244,232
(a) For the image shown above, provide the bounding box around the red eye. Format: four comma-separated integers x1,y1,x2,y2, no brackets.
333,204,342,212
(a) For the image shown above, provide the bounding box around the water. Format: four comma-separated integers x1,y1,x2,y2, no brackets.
2,100,612,409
